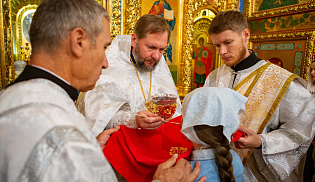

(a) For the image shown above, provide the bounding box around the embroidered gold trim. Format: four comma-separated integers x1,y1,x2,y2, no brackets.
258,74,299,134
233,62,271,93
233,63,296,165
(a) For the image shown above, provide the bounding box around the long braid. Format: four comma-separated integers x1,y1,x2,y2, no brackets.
194,125,235,182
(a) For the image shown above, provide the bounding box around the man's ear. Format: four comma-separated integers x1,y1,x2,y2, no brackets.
70,28,87,58
243,29,250,43
131,33,138,48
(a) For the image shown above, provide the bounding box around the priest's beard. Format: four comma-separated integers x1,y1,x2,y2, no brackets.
133,44,159,72
234,43,248,67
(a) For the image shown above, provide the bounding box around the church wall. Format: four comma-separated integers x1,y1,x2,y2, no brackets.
245,0,315,80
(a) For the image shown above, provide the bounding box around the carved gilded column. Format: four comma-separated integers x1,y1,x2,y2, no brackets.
124,0,141,35
178,0,194,98
1,0,14,89
110,0,122,37
0,0,3,90
227,0,239,11
302,31,315,80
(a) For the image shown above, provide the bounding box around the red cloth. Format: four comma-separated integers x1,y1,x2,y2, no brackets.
103,115,193,182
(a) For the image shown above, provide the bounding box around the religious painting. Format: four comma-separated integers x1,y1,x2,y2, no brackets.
245,0,314,19
192,36,213,88
250,31,315,80
259,0,297,11
191,9,216,90
142,0,179,85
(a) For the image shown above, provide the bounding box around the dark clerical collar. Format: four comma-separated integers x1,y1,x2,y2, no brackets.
130,46,136,64
231,50,261,72
11,65,78,102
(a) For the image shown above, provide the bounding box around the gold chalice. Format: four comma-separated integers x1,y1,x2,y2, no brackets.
148,94,177,119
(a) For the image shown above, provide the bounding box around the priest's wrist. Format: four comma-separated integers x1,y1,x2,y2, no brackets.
255,135,263,149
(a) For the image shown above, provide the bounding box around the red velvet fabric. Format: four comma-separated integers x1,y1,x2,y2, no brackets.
103,115,193,182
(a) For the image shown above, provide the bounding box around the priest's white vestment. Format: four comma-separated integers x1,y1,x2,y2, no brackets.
77,35,181,137
0,79,117,182
204,60,315,182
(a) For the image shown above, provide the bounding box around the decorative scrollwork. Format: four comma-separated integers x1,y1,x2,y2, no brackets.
227,0,239,11
16,5,37,61
110,0,121,37
193,18,212,40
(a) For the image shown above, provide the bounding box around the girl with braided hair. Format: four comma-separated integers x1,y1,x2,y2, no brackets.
181,87,246,182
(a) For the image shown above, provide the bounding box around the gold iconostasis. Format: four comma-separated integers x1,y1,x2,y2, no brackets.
1,0,315,98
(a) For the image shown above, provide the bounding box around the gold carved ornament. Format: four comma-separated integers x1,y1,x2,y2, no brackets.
110,0,122,37
124,0,141,35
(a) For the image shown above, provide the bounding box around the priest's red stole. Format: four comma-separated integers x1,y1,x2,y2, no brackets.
103,115,193,182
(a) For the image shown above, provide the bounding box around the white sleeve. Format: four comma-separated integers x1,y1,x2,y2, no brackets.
106,105,138,129
42,141,117,182
82,78,126,137
204,69,218,87
19,126,118,182
258,79,315,181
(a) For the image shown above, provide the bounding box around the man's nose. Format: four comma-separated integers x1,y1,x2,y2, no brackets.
218,46,227,55
102,55,109,69
151,49,162,60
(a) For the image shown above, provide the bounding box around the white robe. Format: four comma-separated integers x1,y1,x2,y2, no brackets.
0,79,117,182
204,60,315,182
77,35,181,137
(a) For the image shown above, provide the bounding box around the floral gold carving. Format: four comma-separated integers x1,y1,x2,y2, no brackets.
193,18,212,40
111,0,122,37
227,0,239,11
124,0,141,35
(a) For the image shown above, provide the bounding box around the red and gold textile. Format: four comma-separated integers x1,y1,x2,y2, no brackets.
104,115,193,182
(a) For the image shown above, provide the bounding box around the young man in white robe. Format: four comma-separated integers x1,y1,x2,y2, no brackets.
77,14,181,136
0,0,204,181
204,10,315,182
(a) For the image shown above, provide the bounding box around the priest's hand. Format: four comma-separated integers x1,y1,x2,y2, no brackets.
153,154,207,182
136,110,164,130
234,126,262,149
96,126,120,150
